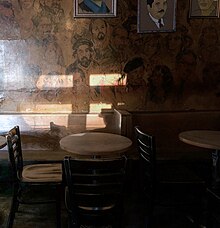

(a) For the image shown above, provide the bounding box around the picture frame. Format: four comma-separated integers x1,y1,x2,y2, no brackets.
189,0,219,18
137,0,177,33
74,0,117,18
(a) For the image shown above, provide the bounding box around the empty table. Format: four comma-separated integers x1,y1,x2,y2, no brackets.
179,130,220,188
60,132,132,158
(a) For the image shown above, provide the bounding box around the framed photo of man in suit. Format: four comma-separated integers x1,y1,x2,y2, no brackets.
74,0,117,17
137,0,177,33
189,0,219,18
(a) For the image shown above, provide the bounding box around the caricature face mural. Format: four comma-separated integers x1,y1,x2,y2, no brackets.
147,0,168,20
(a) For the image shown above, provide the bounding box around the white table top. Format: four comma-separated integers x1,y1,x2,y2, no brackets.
0,135,6,149
179,130,220,150
60,132,132,157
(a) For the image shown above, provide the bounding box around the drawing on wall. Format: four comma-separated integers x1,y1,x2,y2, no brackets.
189,0,219,17
137,0,176,33
74,0,117,17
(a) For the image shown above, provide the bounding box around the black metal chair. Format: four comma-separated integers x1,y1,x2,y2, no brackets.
62,155,127,228
6,126,62,228
206,187,220,227
134,126,206,227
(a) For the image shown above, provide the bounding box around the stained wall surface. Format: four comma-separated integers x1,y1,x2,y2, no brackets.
0,0,219,114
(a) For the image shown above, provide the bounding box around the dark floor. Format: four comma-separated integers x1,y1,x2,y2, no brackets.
0,187,204,228
0,160,212,228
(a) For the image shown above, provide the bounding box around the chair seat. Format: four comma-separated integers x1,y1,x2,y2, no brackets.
22,163,62,182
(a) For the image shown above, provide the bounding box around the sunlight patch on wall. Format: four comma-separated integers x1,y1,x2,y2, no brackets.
89,103,112,113
19,103,72,113
85,113,107,130
36,75,73,89
90,73,126,86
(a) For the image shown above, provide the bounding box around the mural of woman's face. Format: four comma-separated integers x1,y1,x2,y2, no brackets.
198,0,214,10
150,70,164,88
127,66,145,86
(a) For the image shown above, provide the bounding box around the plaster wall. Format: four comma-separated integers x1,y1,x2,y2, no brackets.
0,0,219,114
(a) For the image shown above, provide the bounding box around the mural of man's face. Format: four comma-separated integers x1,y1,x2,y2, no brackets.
91,19,107,41
76,44,92,68
147,0,168,20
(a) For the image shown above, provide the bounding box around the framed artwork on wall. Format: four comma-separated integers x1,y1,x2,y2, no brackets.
137,0,177,33
74,0,117,17
137,0,176,33
189,0,219,18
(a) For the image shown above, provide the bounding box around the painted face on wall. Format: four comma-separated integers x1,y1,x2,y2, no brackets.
76,44,92,68
166,33,182,51
36,16,53,38
147,0,168,20
0,1,14,18
45,43,58,64
198,0,214,10
43,0,53,7
112,27,129,50
127,66,145,86
19,0,34,9
91,19,107,41
72,71,84,90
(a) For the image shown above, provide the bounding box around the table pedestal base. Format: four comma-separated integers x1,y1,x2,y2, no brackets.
212,150,220,189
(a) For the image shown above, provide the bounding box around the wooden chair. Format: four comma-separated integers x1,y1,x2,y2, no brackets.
62,155,127,228
6,126,62,228
134,126,206,227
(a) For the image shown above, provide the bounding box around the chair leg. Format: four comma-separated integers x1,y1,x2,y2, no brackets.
206,198,214,228
56,185,62,228
7,190,19,228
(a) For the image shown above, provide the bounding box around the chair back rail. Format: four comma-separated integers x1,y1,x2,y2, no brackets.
134,125,207,227
63,156,127,227
6,126,24,181
135,126,156,196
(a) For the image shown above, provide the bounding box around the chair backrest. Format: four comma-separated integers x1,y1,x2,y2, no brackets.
6,126,23,182
63,155,127,226
135,126,156,198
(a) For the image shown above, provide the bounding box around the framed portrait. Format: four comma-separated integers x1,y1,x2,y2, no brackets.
189,0,219,18
74,0,117,17
137,0,177,33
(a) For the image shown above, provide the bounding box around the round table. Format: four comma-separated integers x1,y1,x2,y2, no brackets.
60,132,132,158
179,130,220,150
179,130,220,188
0,135,6,149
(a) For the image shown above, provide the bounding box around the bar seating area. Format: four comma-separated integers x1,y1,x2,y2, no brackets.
1,0,220,227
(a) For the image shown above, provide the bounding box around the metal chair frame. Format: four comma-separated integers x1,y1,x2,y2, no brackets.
63,155,127,228
6,126,62,228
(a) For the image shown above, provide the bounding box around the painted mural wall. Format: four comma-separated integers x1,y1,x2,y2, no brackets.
0,0,219,113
